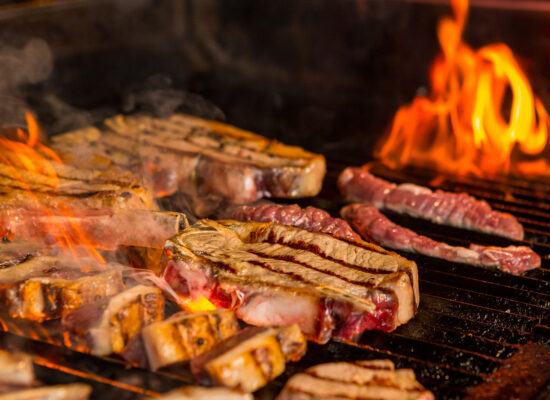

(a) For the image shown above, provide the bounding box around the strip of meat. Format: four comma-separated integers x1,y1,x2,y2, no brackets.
61,285,165,356
338,168,524,240
1,270,125,322
52,114,326,213
341,204,540,274
0,351,33,387
191,325,306,392
276,359,434,400
231,203,361,241
162,219,418,343
0,383,91,400
0,209,187,249
0,157,156,212
153,386,253,400
141,309,240,371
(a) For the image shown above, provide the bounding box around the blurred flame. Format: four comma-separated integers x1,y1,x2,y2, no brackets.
0,112,105,264
183,296,217,313
375,0,550,177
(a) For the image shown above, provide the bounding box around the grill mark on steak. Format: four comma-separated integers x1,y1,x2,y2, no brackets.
258,231,393,276
247,249,378,289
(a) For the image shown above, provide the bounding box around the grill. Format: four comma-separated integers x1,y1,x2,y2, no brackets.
1,156,549,399
0,0,550,399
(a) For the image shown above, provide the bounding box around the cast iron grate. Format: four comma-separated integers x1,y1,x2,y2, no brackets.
0,158,548,399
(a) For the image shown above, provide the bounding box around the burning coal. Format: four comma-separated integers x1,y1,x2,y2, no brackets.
375,0,550,177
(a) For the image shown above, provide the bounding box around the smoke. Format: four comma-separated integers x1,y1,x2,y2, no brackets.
122,74,226,121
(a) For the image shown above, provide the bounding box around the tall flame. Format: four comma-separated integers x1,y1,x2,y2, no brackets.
375,0,550,177
0,112,105,263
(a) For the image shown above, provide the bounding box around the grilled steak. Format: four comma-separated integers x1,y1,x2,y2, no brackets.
231,203,361,240
153,386,252,400
141,309,240,371
342,204,540,274
1,270,125,322
62,285,164,356
276,359,434,400
0,156,155,212
0,383,91,400
191,325,306,392
162,220,419,343
0,351,33,387
338,168,524,240
0,209,187,249
52,114,326,212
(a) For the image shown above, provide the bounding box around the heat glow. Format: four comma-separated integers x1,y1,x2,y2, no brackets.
375,0,550,177
0,112,105,263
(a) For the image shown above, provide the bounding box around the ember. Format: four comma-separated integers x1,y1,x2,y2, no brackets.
375,0,550,177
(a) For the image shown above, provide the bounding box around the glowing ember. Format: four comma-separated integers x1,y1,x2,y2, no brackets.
183,296,217,313
375,0,550,177
0,112,105,263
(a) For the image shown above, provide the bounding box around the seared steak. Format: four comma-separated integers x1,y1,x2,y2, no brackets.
52,114,326,213
231,203,360,240
162,220,418,343
153,386,252,400
62,285,165,356
338,168,524,240
342,204,540,274
191,325,306,392
1,270,125,322
141,309,240,371
276,359,434,400
0,383,91,400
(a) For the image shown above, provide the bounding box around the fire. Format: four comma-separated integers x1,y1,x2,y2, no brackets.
375,0,550,177
183,296,217,313
0,112,105,263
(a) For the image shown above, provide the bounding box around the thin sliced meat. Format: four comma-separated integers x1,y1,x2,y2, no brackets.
231,203,361,241
341,204,540,274
338,168,524,240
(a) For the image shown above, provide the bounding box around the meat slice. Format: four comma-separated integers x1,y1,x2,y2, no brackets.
52,114,326,213
338,168,524,240
141,309,240,371
191,325,306,392
277,359,434,400
1,270,125,322
0,351,34,387
0,383,91,400
231,203,361,241
0,209,187,249
162,219,418,343
341,204,540,274
61,285,165,356
153,386,252,400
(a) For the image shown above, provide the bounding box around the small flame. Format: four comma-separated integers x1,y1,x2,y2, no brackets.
1,112,104,264
375,0,550,177
183,296,217,313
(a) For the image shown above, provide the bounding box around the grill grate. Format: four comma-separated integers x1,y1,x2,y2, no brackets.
0,159,549,399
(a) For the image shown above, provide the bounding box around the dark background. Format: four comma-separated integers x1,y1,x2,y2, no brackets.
0,0,549,164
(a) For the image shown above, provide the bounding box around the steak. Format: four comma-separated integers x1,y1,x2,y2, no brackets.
1,269,125,322
162,220,419,343
153,387,253,400
0,383,91,400
338,168,524,240
141,309,240,371
341,204,540,274
62,285,165,356
190,325,306,392
276,359,434,400
52,114,326,214
231,203,361,241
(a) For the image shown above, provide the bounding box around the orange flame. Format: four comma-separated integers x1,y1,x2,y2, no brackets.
0,112,105,264
375,0,550,177
183,296,217,313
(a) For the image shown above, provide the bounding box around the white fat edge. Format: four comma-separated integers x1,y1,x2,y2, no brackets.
90,284,160,356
